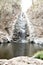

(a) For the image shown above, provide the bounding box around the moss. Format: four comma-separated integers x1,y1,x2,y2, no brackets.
33,51,43,60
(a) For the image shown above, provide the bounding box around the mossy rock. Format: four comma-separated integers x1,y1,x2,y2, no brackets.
33,51,43,60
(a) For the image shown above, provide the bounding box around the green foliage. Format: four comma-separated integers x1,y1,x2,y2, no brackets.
34,51,43,60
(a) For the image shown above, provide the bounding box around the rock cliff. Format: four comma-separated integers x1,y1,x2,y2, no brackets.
27,0,43,43
0,0,21,43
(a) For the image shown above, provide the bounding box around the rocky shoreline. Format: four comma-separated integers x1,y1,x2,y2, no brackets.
0,56,43,65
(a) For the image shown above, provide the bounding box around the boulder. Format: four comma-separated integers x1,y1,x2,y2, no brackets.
0,56,43,65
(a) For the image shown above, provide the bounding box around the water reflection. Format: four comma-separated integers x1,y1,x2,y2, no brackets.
0,43,13,59
0,42,43,59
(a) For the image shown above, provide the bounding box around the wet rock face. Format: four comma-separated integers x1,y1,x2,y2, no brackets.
27,0,43,43
0,0,21,43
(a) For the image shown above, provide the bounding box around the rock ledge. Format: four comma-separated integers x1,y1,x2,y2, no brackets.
0,56,43,65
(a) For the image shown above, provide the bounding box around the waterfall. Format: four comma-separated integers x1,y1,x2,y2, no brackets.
12,12,28,43
21,0,35,41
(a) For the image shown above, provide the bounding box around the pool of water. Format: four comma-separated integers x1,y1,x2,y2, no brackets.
0,42,43,59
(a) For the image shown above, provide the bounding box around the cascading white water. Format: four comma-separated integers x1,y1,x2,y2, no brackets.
21,0,35,41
